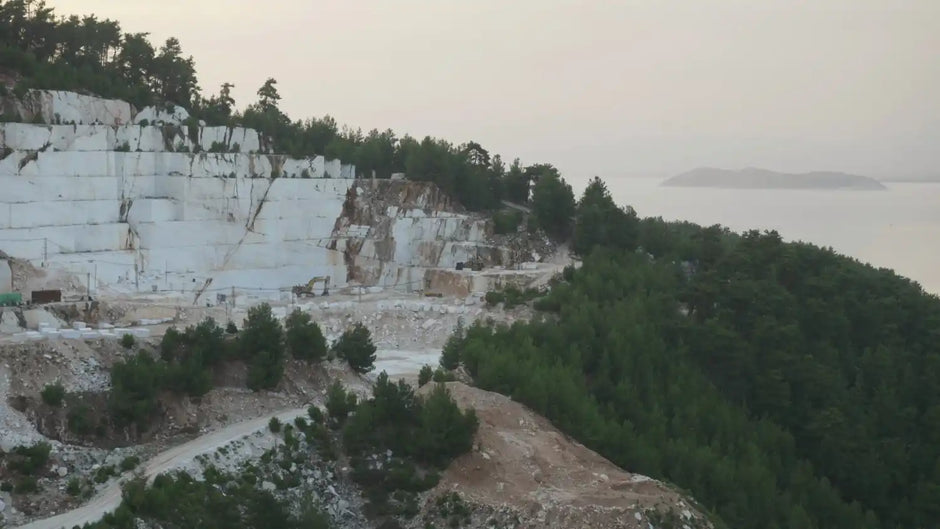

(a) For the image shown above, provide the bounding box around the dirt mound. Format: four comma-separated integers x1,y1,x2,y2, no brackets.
417,383,712,529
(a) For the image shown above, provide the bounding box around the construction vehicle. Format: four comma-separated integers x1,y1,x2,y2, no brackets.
292,276,330,298
456,257,485,272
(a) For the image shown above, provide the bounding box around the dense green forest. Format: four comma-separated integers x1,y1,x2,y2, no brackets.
0,0,578,214
448,178,940,529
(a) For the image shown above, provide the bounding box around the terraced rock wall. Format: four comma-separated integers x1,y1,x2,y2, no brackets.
0,90,499,301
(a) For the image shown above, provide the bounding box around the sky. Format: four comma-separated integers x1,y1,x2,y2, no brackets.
49,0,940,181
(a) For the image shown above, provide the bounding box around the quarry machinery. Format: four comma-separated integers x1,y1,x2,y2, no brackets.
292,276,330,298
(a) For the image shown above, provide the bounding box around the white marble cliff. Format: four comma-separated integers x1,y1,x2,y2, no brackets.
0,90,500,301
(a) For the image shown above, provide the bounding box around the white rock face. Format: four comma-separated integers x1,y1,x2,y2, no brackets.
0,91,498,298
133,104,190,126
12,90,133,125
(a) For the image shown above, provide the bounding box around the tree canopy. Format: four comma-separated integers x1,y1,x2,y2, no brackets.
447,178,940,529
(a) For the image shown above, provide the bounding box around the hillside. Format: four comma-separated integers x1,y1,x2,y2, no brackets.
447,179,940,529
663,167,886,189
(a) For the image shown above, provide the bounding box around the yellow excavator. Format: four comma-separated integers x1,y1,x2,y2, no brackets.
292,276,330,297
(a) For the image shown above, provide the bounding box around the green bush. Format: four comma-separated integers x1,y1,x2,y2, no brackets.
484,291,504,306
492,209,523,235
94,465,115,483
0,481,12,492
66,477,82,496
440,322,465,370
285,308,327,362
120,333,135,349
67,403,96,436
10,442,51,475
109,352,165,428
15,476,38,494
225,320,238,334
432,368,456,383
307,405,325,424
120,455,140,472
418,365,434,387
240,303,285,390
269,417,282,433
41,382,66,407
325,381,357,425
332,322,377,374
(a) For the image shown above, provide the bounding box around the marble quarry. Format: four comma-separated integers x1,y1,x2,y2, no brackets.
0,90,503,302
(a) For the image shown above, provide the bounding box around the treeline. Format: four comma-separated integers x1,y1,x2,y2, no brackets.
0,1,584,213
443,176,940,529
0,0,197,108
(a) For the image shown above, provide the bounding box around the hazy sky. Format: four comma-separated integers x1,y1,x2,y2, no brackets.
50,0,940,181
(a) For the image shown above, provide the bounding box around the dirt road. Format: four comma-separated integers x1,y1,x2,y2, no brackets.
15,407,308,529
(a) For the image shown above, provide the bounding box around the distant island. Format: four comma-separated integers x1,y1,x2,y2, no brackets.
662,167,886,190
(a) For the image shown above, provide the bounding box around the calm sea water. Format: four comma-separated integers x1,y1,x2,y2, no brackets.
589,178,940,296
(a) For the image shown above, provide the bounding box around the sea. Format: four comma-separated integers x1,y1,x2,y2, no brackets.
588,178,940,297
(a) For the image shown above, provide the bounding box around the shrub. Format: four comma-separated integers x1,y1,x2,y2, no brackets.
41,382,66,407
484,291,504,306
432,368,456,383
109,352,165,428
120,333,135,349
332,323,377,374
225,320,238,334
307,405,324,424
10,442,52,475
94,465,115,483
269,417,282,433
300,168,311,178
138,119,150,127
416,384,479,467
492,210,523,235
240,304,285,390
418,365,434,387
285,308,327,362
116,141,131,152
293,416,308,431
440,321,466,371
67,403,95,436
15,476,38,494
0,481,12,492
325,381,357,425
66,477,81,496
120,455,140,472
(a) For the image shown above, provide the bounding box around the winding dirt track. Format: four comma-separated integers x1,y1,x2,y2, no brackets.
15,407,307,529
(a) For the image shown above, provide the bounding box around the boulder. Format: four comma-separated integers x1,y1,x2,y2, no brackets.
0,310,21,333
23,309,65,331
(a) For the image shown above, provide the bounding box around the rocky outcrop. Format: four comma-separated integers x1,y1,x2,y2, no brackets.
330,181,510,290
1,90,133,126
